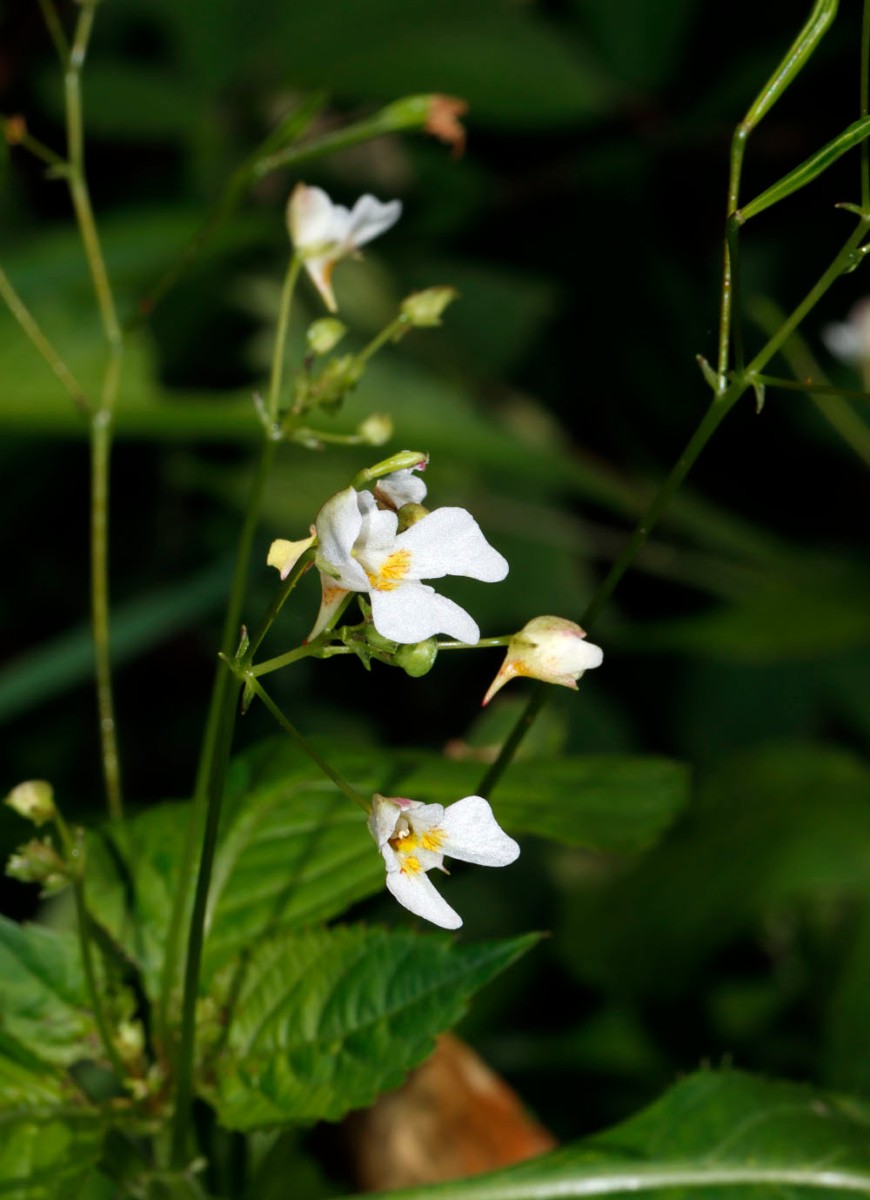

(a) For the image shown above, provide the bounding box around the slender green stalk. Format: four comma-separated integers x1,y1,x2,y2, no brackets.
862,0,870,211
170,664,241,1168
267,256,302,424
250,644,316,677
36,0,69,65
1,116,66,170
248,550,315,658
355,313,409,369
245,677,370,811
717,126,748,389
63,0,125,821
479,216,870,799
755,375,870,402
53,812,127,1079
0,265,90,414
158,438,279,1045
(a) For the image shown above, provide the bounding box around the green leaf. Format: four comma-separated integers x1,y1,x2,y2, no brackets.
0,916,104,1068
560,744,870,996
0,1032,65,1110
348,1070,870,1199
740,115,870,223
206,926,536,1129
392,752,689,854
0,1108,103,1200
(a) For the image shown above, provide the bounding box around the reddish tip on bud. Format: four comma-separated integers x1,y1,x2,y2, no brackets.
425,95,468,158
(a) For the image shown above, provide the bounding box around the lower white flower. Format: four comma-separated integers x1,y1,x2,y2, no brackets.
310,479,508,644
368,793,520,930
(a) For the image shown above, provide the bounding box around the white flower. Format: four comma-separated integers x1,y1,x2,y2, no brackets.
368,793,520,930
822,298,870,366
287,183,402,312
483,615,603,705
373,466,428,510
310,481,508,644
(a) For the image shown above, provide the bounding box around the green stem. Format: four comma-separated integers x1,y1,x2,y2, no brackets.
862,0,870,211
36,0,69,64
248,549,316,658
170,664,241,1168
158,438,279,1047
245,676,370,811
267,255,301,425
0,264,90,414
718,124,748,389
1,116,66,170
478,215,870,799
53,812,127,1079
437,637,512,650
64,0,125,823
250,644,315,677
355,313,408,369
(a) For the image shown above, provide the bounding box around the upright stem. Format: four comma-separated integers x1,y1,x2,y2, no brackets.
862,0,870,211
64,0,125,821
479,216,870,799
267,256,301,424
718,125,748,389
158,438,278,1045
54,813,127,1079
170,666,241,1167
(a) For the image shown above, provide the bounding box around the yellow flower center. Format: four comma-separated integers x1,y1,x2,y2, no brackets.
366,548,412,592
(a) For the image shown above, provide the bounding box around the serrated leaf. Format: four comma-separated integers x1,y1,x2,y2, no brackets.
207,926,536,1129
0,1032,64,1110
349,1070,870,1199
0,916,104,1068
0,1108,103,1200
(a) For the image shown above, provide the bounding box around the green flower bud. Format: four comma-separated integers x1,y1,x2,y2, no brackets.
5,780,56,827
307,317,347,355
357,412,394,446
394,637,439,678
351,450,429,490
6,838,68,895
315,354,364,411
397,502,429,531
401,286,458,327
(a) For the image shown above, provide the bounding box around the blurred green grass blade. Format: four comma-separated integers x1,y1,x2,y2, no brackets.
740,115,870,222
0,560,230,724
349,1070,870,1200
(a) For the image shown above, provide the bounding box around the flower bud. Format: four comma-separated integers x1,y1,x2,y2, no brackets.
5,780,56,827
267,532,316,580
357,412,393,446
315,354,365,410
351,450,429,491
401,287,459,327
397,502,429,531
482,616,603,706
394,637,439,678
6,838,69,895
307,317,347,356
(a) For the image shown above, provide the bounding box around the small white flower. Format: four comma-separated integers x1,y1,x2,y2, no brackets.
368,793,520,930
287,183,402,312
310,481,508,644
483,616,603,705
373,466,428,510
822,298,870,365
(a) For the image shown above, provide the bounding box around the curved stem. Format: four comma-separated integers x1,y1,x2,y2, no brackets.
64,0,126,822
478,216,870,799
246,677,370,811
0,264,90,414
267,255,302,425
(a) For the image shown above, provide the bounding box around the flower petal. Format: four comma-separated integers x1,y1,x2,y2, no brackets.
370,583,480,644
440,796,520,867
316,488,364,570
307,573,351,642
374,467,428,510
287,184,351,252
347,195,402,250
396,508,508,582
386,865,462,930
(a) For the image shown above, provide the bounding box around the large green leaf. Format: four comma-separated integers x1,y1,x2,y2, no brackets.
0,1032,65,1110
390,752,689,854
206,926,536,1129
559,744,870,996
0,1107,103,1200
345,1070,870,1199
0,916,104,1068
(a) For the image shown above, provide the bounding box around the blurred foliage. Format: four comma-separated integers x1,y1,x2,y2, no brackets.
1,0,869,1192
